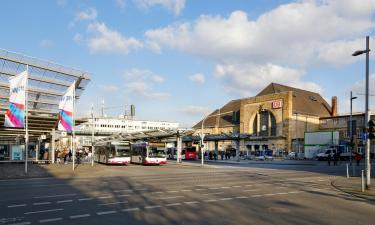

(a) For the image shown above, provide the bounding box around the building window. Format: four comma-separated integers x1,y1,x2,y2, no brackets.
252,110,277,137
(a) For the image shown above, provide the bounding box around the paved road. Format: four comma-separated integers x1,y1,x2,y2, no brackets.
0,163,374,225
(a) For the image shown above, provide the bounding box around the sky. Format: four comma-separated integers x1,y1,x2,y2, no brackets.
1,0,375,128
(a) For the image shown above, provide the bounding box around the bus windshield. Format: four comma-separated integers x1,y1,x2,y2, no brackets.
116,146,131,157
149,147,166,158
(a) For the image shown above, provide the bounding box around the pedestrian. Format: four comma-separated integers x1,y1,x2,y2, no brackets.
221,152,224,160
333,153,338,166
355,152,361,166
327,153,332,166
68,150,72,162
213,152,217,160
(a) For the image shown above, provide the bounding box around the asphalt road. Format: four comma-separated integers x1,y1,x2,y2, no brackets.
0,162,374,225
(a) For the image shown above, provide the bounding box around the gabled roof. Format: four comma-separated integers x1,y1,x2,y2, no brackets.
257,83,332,117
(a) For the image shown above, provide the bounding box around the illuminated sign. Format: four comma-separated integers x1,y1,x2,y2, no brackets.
272,100,283,109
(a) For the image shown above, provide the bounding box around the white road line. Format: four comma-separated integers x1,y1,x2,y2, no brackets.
151,191,163,194
24,208,63,215
244,189,260,192
195,189,205,191
33,202,51,206
33,193,76,199
117,194,131,197
97,210,117,215
39,218,62,223
221,187,230,189
56,200,73,203
251,195,263,198
245,184,253,187
154,196,183,200
202,192,223,196
122,208,140,212
144,205,162,209
276,192,288,195
184,201,199,204
275,186,287,189
288,191,303,194
181,190,192,192
235,196,248,199
232,186,241,188
165,203,182,207
220,198,233,201
98,201,128,206
8,204,27,208
114,189,133,193
166,190,179,193
98,196,112,199
70,214,91,219
8,222,31,225
78,197,93,201
203,199,217,202
264,193,276,196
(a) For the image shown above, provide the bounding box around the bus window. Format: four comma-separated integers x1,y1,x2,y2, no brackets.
149,147,165,158
116,146,130,157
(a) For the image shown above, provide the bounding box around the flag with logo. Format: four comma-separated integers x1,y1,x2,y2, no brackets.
4,70,28,128
58,82,75,132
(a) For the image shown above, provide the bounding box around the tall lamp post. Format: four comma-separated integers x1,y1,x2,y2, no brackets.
352,35,371,189
200,114,209,166
349,91,357,166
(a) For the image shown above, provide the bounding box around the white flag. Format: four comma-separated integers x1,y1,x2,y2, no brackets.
4,70,27,128
58,82,75,132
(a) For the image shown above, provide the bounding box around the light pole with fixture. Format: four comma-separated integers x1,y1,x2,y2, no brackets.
352,35,371,189
349,91,357,166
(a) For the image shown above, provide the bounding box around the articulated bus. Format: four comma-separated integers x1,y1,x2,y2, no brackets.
95,141,131,165
130,142,167,165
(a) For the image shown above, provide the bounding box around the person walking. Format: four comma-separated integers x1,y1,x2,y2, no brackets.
355,152,362,166
333,153,338,166
327,153,332,166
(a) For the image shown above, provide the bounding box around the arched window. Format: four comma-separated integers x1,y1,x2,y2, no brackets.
252,110,277,137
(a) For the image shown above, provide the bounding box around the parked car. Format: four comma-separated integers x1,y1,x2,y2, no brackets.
287,152,296,159
316,148,337,160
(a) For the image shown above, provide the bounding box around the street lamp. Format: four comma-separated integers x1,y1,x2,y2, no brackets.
200,114,209,166
349,91,357,166
352,35,371,189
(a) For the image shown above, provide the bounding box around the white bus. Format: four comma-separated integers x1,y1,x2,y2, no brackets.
130,142,167,165
95,141,131,165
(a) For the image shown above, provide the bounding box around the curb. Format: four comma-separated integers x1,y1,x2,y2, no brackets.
330,178,375,203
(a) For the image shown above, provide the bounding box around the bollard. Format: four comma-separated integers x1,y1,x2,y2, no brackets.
346,163,349,178
361,170,365,192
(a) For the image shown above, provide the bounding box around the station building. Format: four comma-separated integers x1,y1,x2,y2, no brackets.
192,83,337,155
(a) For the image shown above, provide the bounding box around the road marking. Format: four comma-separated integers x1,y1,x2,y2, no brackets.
288,191,303,194
24,209,63,215
165,203,182,207
181,190,192,192
276,192,288,195
8,204,27,208
78,197,93,201
221,187,230,189
8,222,31,225
98,196,112,199
33,194,76,199
264,193,276,196
220,198,233,201
202,192,223,196
98,201,128,206
195,189,205,191
70,214,91,219
166,190,179,193
275,186,287,189
122,208,140,212
39,218,62,223
144,205,162,209
245,184,253,187
56,200,73,203
203,199,217,202
151,191,163,194
235,196,248,199
117,194,131,197
232,186,241,188
114,189,133,193
33,202,51,206
251,195,263,198
97,210,117,215
244,189,260,192
154,196,183,200
184,201,199,204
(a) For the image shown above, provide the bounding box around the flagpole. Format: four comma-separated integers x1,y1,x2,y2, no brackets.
72,80,76,172
25,65,29,174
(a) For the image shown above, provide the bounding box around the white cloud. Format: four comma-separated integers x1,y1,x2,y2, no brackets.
73,33,83,44
214,63,322,96
126,81,170,100
179,105,211,115
145,1,375,65
189,73,205,84
116,0,126,8
76,8,98,21
123,68,165,83
87,22,143,54
40,39,53,48
99,85,119,92
134,0,185,16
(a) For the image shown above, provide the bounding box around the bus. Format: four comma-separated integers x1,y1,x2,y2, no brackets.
130,142,167,165
166,146,197,160
95,140,131,165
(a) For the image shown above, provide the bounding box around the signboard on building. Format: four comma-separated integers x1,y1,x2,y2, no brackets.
272,100,283,109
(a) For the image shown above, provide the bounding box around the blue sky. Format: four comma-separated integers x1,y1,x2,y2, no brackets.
1,0,375,127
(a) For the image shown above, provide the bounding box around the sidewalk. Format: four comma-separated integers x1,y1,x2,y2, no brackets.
201,158,319,166
331,177,375,202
